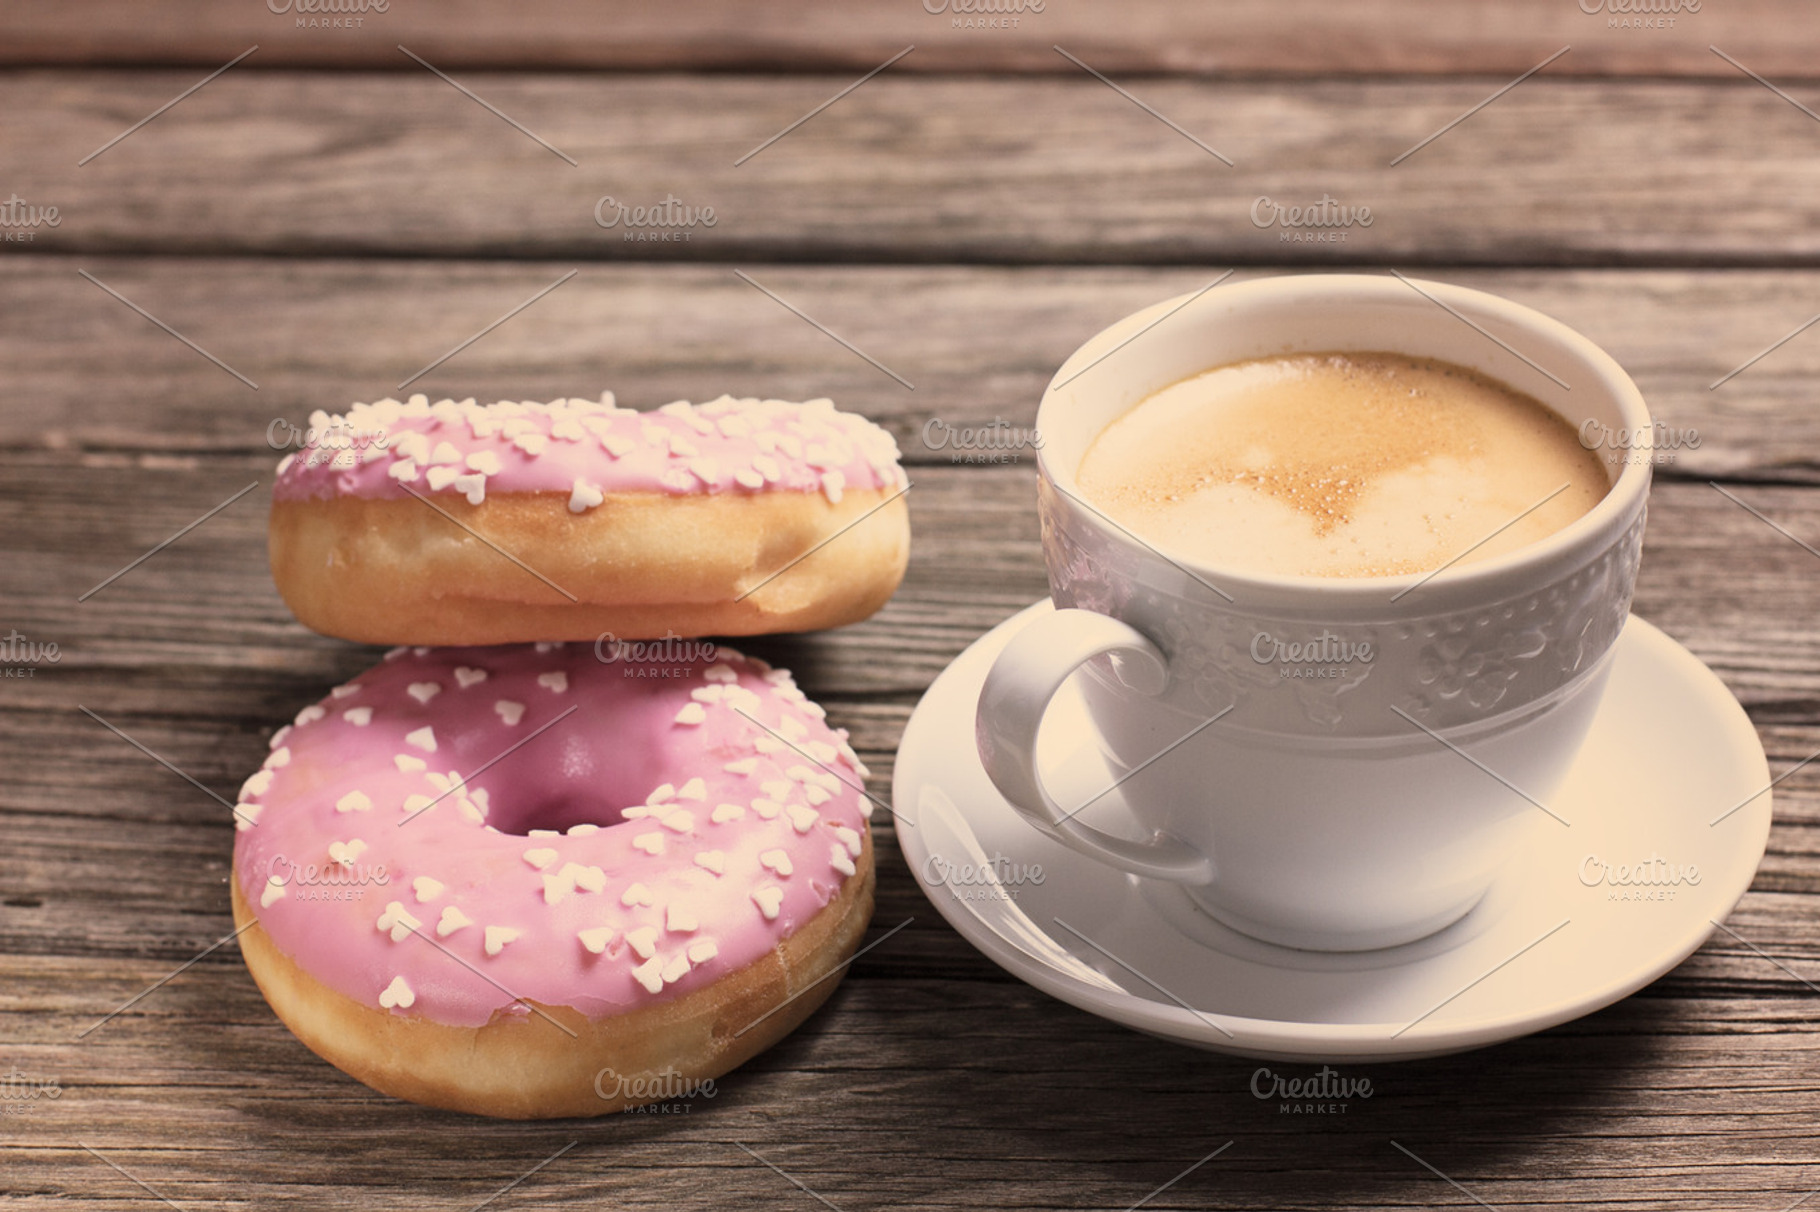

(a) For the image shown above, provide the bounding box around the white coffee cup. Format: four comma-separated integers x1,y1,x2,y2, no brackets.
975,274,1652,951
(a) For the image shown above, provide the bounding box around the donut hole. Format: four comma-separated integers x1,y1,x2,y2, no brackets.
446,698,683,837
486,794,629,837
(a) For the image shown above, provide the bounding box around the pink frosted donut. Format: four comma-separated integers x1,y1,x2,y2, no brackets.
268,392,911,645
230,641,875,1118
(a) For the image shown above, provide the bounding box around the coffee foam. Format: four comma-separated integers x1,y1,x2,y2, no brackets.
1075,352,1610,579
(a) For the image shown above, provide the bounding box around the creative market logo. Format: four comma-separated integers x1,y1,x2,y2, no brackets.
594,195,718,244
2,630,61,679
1580,854,1700,903
266,0,389,29
1252,1065,1374,1114
1,194,61,245
1577,0,1698,30
922,0,1043,30
1251,195,1374,245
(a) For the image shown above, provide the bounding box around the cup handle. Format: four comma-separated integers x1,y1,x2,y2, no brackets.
975,608,1215,884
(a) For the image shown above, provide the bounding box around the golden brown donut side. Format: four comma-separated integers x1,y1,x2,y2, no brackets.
232,832,875,1119
268,488,909,644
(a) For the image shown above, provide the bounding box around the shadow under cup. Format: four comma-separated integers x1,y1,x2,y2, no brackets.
984,273,1653,952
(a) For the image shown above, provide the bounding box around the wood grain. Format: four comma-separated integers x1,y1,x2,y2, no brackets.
4,257,1818,482
0,0,1809,78
4,464,1819,958
10,72,1820,265
7,18,1820,1209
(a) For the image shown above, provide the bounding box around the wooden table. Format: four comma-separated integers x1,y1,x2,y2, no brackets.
6,4,1820,1207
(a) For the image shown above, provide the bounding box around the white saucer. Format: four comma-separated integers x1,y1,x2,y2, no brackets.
893,601,1772,1062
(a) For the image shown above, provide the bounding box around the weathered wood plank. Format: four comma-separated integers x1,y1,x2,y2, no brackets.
5,464,1820,968
10,73,1820,264
0,0,1802,78
7,962,1820,1211
3,259,1817,483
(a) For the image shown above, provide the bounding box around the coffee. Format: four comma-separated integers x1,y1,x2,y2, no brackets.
1075,351,1609,579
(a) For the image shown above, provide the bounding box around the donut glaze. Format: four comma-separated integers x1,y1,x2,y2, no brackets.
267,392,912,645
233,643,872,1028
272,392,908,508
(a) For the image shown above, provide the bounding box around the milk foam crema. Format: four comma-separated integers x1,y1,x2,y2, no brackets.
1075,352,1611,579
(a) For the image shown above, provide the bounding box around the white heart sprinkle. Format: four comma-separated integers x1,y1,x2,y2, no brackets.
240,770,274,799
436,907,473,937
787,804,820,834
537,671,568,694
626,927,658,960
759,849,794,877
263,746,291,770
494,700,525,726
235,802,263,831
687,940,719,964
631,956,664,994
569,477,604,512
328,838,367,867
821,470,845,504
453,667,487,689
523,848,558,870
632,832,665,856
578,926,614,955
711,804,745,824
666,905,698,933
395,753,427,773
378,975,415,1010
752,887,784,920
601,433,635,458
429,441,462,465
673,703,706,726
662,954,691,983
723,758,758,776
661,811,694,833
676,777,707,801
693,850,726,876
466,451,502,476
260,876,285,907
413,877,445,902
621,883,654,907
484,926,522,957
404,726,437,753
342,707,373,727
425,464,461,491
375,901,420,943
407,682,441,705
451,472,487,504
833,825,862,857
336,791,373,814
831,844,857,877
542,870,576,905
